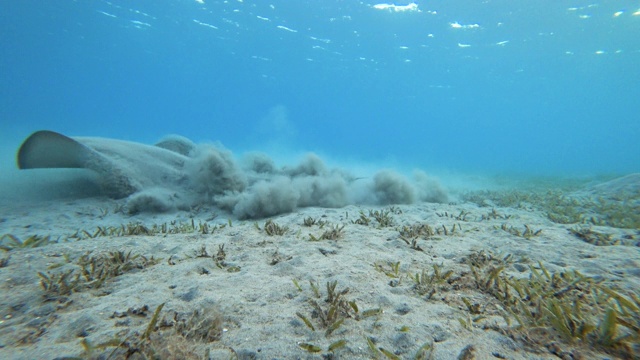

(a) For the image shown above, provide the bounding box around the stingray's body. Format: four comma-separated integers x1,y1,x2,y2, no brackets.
17,130,193,198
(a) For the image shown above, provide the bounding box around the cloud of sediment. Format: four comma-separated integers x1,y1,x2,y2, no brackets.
187,144,247,196
184,146,449,219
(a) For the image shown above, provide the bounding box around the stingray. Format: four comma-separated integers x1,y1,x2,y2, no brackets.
17,130,196,199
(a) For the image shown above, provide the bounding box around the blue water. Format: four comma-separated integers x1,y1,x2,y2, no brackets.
1,0,639,176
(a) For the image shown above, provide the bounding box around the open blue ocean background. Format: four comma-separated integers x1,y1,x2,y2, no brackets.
1,0,639,177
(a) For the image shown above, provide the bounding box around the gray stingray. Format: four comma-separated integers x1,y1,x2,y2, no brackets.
17,130,196,199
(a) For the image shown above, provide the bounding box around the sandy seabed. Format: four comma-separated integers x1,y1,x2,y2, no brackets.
0,191,639,360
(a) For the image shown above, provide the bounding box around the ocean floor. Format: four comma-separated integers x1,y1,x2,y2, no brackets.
0,176,639,360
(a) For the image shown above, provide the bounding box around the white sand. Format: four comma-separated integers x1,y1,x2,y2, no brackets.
1,193,638,360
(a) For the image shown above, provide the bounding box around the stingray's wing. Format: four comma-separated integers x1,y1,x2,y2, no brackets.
154,135,196,156
17,130,93,169
17,130,140,198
